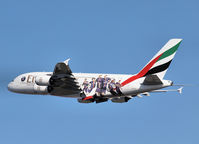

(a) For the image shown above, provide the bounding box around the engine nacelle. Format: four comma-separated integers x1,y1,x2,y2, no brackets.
33,85,48,94
111,97,131,103
77,98,94,103
35,75,51,86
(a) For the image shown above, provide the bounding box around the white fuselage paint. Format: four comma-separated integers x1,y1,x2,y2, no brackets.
8,72,173,98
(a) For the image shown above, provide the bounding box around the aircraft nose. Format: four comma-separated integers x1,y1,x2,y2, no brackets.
8,81,35,94
8,82,15,92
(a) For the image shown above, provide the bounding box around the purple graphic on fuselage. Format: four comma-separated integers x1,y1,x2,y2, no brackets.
96,75,103,96
81,75,122,96
88,78,96,93
82,78,89,93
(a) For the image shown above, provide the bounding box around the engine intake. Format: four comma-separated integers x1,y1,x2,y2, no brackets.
77,98,94,103
111,97,131,103
33,85,48,94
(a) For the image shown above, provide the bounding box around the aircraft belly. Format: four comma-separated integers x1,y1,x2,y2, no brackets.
121,84,169,96
53,94,81,98
137,85,168,94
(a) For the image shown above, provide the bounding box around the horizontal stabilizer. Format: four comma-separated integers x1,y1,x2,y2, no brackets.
177,87,183,94
152,87,183,94
142,75,163,85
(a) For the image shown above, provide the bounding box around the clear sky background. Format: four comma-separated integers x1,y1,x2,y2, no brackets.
0,0,199,144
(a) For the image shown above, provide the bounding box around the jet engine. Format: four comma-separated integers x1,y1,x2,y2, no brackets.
33,84,48,94
78,97,108,104
35,74,71,86
35,75,51,86
77,98,94,103
111,97,132,103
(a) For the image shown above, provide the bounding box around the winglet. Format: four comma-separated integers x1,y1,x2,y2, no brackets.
64,58,70,65
178,87,183,94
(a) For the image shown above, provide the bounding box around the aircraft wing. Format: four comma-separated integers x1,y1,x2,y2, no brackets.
48,59,81,96
53,59,72,75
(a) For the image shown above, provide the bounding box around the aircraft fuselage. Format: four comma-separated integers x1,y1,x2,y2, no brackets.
8,72,172,98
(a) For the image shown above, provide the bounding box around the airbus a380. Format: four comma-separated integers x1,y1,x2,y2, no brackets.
8,39,183,104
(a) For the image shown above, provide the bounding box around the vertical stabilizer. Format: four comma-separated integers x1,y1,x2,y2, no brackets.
139,39,182,79
121,39,182,86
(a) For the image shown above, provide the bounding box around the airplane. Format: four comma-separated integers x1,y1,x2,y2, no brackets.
8,39,183,104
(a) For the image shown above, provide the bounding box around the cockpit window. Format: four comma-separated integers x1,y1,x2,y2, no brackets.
21,77,26,82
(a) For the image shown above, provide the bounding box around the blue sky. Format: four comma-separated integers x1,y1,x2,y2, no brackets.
0,0,199,144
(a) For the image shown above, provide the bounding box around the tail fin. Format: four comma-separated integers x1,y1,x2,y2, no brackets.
121,39,182,87
138,39,182,79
